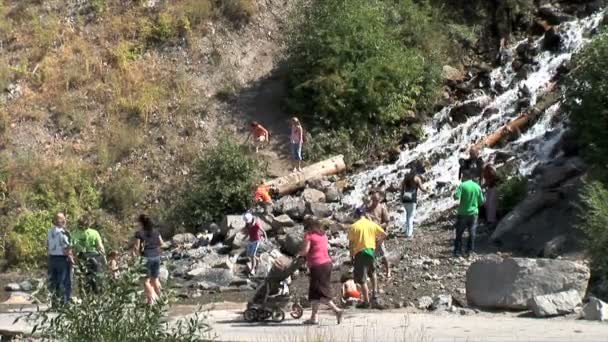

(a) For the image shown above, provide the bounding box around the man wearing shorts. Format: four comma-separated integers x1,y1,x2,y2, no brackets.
243,213,267,276
348,208,386,309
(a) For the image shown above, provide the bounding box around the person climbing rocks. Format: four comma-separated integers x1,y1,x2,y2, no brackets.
253,180,274,214
298,218,344,325
348,208,387,309
453,170,485,258
242,213,267,276
459,146,484,183
246,121,269,153
365,191,391,278
289,117,304,172
73,214,106,294
482,164,500,230
400,171,428,239
47,212,73,305
132,214,164,305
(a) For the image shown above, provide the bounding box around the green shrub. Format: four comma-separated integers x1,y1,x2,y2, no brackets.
174,135,264,231
498,175,529,216
564,31,608,169
5,210,53,265
579,181,608,279
25,267,215,341
102,171,146,218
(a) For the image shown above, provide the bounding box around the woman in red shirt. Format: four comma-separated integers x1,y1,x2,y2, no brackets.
298,218,344,325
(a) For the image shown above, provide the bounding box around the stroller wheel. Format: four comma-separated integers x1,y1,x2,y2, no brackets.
290,303,304,319
244,308,258,322
271,309,285,322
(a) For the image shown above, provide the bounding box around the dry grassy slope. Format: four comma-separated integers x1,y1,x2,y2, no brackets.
0,0,295,214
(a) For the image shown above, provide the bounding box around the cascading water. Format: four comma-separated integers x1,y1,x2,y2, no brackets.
343,11,605,225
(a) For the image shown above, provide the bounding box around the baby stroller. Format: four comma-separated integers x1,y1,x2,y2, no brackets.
243,255,305,323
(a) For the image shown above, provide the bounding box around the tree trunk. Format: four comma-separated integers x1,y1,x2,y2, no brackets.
266,155,346,195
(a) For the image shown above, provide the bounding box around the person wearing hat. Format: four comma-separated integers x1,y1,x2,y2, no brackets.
348,208,386,309
242,213,267,276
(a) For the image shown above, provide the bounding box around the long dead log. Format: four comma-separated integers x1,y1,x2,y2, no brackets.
267,155,346,195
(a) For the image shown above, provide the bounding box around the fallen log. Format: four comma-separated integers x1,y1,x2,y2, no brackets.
266,155,346,195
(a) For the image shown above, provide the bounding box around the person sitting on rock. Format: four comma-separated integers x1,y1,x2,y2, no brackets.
348,208,387,309
242,213,267,277
245,121,269,154
341,273,362,305
453,170,485,258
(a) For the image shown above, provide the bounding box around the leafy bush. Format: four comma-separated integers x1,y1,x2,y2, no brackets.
102,171,146,218
5,210,53,265
26,267,215,341
564,31,608,169
498,175,529,216
174,136,264,231
287,0,444,131
579,181,608,280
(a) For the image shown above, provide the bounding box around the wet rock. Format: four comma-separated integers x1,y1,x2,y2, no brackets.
302,188,326,204
535,158,585,189
417,296,433,310
324,185,342,203
583,297,608,321
172,233,197,246
542,235,567,258
449,96,492,124
538,5,576,25
432,294,452,311
275,196,307,219
527,290,581,317
308,202,332,218
466,256,590,310
482,107,499,118
542,27,561,53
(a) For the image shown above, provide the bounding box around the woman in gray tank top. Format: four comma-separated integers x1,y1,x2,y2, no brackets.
133,214,164,305
401,173,427,238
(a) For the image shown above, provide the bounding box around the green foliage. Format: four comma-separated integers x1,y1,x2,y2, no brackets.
498,175,528,215
564,31,608,169
144,12,190,46
287,0,444,130
26,267,215,341
174,136,264,231
102,171,146,218
5,210,53,265
579,181,608,279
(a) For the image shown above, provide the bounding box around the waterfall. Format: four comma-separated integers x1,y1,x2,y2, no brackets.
342,11,605,225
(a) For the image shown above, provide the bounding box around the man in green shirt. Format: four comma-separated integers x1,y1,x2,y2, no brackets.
453,170,484,257
73,216,106,293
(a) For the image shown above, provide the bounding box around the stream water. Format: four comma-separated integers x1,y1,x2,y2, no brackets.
343,11,606,225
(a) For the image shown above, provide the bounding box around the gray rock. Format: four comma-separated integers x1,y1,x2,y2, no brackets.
442,65,465,82
159,266,170,283
308,202,332,218
186,246,212,259
302,188,326,204
17,280,33,292
270,214,296,231
527,290,581,317
324,185,342,203
213,258,235,271
187,268,236,288
277,226,304,256
466,256,590,310
172,233,197,245
417,296,433,310
4,283,21,292
221,215,246,242
307,178,332,191
583,297,608,321
432,294,453,311
275,196,307,219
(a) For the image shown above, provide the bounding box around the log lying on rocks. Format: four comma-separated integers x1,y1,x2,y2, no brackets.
266,155,346,195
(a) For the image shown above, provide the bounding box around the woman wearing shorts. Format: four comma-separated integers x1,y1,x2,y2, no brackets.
243,213,266,276
133,214,164,305
298,218,344,325
289,117,304,172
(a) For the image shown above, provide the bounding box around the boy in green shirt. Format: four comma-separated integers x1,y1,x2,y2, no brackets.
453,170,484,257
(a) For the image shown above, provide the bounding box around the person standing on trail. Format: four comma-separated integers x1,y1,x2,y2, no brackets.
246,121,269,154
132,214,164,305
48,212,73,304
459,147,484,183
453,171,484,257
242,213,267,276
400,171,428,239
348,208,387,309
289,117,304,172
298,218,344,325
365,191,392,278
482,164,500,229
73,214,106,294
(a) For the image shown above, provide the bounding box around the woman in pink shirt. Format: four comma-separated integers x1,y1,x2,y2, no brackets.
298,218,344,325
290,117,304,172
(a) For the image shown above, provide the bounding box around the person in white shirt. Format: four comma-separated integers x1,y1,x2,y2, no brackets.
47,213,72,304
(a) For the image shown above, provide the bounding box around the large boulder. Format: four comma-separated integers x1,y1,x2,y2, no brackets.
324,185,342,203
307,178,332,191
466,257,590,310
302,188,326,204
449,96,492,124
274,196,307,219
172,233,197,246
187,267,237,288
277,226,304,256
527,290,582,317
583,297,608,321
442,65,465,82
221,215,246,242
270,214,296,231
308,202,332,218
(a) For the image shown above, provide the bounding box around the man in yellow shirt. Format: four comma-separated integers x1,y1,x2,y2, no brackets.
348,208,387,309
